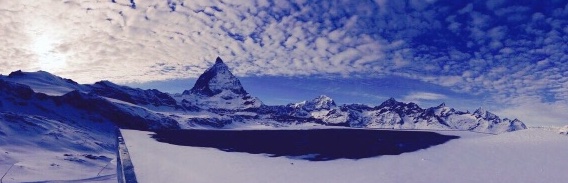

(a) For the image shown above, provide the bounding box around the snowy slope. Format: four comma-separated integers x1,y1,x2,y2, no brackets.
0,76,180,181
89,80,179,108
0,80,118,182
122,128,568,183
0,112,117,182
0,70,89,96
0,78,182,181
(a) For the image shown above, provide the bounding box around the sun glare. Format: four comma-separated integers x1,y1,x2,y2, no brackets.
31,33,67,72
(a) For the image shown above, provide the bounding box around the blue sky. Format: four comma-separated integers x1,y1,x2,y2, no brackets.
1,0,568,126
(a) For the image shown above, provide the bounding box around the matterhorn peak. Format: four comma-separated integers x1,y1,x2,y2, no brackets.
183,57,247,97
437,102,446,108
215,56,224,64
180,57,263,110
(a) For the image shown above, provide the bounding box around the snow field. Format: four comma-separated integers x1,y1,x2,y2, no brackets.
122,128,568,183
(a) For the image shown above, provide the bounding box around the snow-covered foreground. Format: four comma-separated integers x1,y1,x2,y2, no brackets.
122,128,568,183
0,113,117,183
0,149,116,183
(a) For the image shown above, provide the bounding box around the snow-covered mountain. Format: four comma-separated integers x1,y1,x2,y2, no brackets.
179,57,263,110
0,61,528,181
250,96,526,134
0,57,526,134
169,57,526,133
0,70,90,96
0,79,120,181
89,80,179,108
0,78,179,131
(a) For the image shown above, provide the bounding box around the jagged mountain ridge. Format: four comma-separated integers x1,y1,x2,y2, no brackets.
0,57,527,133
0,70,183,108
252,96,526,133
174,57,526,133
0,79,180,130
178,57,263,110
89,80,179,107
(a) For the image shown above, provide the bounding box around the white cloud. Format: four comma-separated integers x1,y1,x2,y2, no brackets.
403,92,447,103
1,0,568,125
393,52,409,68
496,101,568,127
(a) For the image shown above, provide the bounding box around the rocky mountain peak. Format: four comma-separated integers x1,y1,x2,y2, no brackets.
305,95,336,110
473,107,500,121
183,57,247,97
215,56,224,64
379,97,400,108
473,107,486,116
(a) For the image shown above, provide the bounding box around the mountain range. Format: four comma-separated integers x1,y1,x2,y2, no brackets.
0,57,526,134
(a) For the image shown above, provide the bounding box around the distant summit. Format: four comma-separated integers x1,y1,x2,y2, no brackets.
183,57,248,96
181,57,262,110
292,95,337,111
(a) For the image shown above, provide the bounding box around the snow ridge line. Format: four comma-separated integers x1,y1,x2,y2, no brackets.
117,129,139,183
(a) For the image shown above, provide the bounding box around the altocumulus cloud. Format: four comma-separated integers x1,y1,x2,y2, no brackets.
403,92,447,104
1,0,568,125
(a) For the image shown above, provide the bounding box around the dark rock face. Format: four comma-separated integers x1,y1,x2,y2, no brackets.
58,91,180,130
183,57,247,97
0,79,179,131
89,80,177,107
55,91,179,130
376,98,423,116
7,70,25,77
0,79,35,100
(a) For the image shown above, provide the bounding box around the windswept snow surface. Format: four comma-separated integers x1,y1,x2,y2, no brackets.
0,113,117,183
122,128,568,183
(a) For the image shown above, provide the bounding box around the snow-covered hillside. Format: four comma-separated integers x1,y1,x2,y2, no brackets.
0,78,177,181
0,70,89,96
0,112,117,182
122,128,568,183
0,57,559,182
